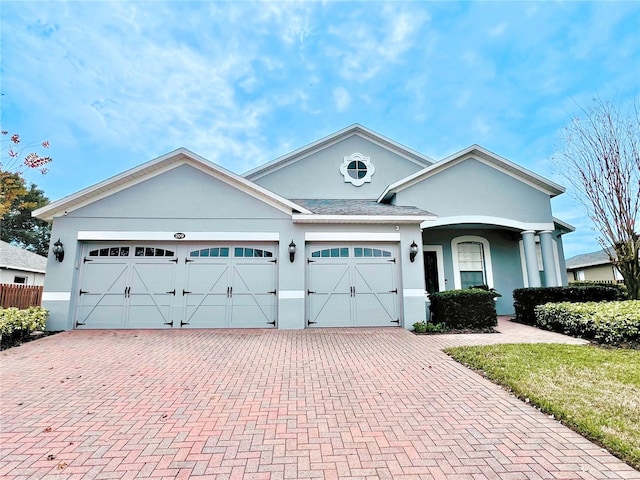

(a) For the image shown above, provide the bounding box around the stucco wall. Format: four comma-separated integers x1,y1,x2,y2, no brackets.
251,135,426,199
396,158,553,223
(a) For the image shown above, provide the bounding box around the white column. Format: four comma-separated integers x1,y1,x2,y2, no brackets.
522,230,541,287
539,230,559,286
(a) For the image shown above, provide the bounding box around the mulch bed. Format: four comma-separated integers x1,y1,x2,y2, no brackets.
1,331,61,351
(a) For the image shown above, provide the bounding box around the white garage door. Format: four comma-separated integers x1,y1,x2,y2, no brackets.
76,243,277,329
306,244,400,327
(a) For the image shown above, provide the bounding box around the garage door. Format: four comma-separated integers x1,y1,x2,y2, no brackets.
76,243,277,329
306,244,399,327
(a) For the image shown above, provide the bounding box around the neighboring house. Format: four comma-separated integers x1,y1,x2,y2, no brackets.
34,125,573,331
566,249,623,283
0,240,47,286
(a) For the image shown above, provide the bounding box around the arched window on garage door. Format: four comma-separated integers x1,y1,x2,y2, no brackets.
451,236,494,290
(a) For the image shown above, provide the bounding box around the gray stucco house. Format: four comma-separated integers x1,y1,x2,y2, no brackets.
34,125,573,330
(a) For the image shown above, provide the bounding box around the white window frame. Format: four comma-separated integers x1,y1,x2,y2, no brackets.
451,236,494,289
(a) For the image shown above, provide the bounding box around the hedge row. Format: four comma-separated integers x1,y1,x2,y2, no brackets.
429,289,498,329
513,286,622,325
535,301,640,346
0,307,49,348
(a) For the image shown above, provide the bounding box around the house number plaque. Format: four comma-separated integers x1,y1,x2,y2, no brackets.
174,233,186,239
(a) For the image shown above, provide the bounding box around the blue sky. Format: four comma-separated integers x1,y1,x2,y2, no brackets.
1,1,639,258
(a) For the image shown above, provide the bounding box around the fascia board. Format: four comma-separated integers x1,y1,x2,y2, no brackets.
553,217,576,233
0,265,46,274
292,214,436,224
566,260,612,270
33,148,311,221
244,124,434,180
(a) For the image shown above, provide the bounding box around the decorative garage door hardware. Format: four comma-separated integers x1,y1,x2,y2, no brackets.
76,243,277,329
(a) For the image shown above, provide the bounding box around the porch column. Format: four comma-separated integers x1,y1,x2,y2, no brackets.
522,230,541,287
539,230,559,286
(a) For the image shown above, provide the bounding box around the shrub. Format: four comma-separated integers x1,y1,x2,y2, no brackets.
429,289,498,329
0,306,49,348
535,301,640,346
568,281,628,300
413,321,447,333
513,286,620,325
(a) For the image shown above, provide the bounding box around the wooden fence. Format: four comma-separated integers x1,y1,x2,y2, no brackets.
0,284,44,309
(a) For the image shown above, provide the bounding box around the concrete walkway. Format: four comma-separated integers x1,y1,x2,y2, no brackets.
1,319,637,479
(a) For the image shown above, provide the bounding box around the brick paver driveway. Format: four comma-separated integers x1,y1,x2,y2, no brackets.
1,319,638,479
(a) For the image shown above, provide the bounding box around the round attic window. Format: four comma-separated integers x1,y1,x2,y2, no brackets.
340,153,375,186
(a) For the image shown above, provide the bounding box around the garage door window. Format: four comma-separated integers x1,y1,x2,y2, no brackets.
89,246,130,257
354,247,391,258
135,247,175,257
190,247,230,257
234,247,273,257
311,247,349,258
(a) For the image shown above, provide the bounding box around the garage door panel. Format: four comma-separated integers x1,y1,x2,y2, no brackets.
130,263,176,292
353,263,396,291
183,303,227,328
232,263,275,294
354,293,397,326
308,263,350,293
230,301,275,327
76,261,129,328
308,293,351,327
76,304,126,329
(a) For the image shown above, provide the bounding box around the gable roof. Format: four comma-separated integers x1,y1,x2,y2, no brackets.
243,124,434,181
0,240,47,273
378,144,565,202
33,148,312,221
566,249,614,269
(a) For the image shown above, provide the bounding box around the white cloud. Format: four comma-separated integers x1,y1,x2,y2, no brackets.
333,87,351,112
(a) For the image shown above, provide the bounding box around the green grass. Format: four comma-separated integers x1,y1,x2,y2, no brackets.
445,344,640,469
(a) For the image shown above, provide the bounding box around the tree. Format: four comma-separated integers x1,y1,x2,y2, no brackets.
1,130,52,216
553,97,640,299
0,174,51,256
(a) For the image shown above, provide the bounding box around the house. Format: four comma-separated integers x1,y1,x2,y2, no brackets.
566,249,623,283
0,240,47,286
34,125,573,331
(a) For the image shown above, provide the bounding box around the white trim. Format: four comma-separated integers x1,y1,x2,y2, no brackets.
423,245,446,293
519,241,529,288
305,232,401,242
294,214,433,224
278,290,305,299
42,292,71,301
403,289,425,297
552,238,562,286
0,265,46,274
421,216,555,232
451,236,494,289
77,231,280,241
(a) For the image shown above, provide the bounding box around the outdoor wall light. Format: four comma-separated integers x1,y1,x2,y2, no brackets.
409,241,419,263
52,238,65,262
288,240,297,263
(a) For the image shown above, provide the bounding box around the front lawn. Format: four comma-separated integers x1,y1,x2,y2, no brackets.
445,343,640,469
